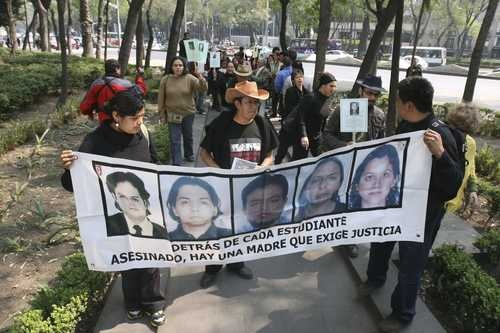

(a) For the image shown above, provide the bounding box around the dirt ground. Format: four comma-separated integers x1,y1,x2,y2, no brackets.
0,94,91,330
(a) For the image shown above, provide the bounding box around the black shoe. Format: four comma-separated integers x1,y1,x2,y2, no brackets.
228,266,253,280
358,280,383,297
184,156,195,162
200,272,217,288
346,244,359,258
378,313,410,333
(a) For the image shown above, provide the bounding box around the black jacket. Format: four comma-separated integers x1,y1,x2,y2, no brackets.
61,121,158,192
297,91,329,140
283,85,309,120
106,213,167,239
397,114,463,228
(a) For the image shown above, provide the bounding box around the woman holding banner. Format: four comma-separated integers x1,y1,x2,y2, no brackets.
59,91,167,327
158,56,208,165
297,157,346,220
349,144,401,209
166,176,231,241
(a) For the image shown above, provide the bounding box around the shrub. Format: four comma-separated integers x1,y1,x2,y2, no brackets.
477,179,500,223
150,123,170,163
0,119,46,155
475,228,500,266
11,252,111,333
475,145,500,184
0,51,102,116
429,244,500,333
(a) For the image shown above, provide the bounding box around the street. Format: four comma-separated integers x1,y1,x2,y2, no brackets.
95,48,500,110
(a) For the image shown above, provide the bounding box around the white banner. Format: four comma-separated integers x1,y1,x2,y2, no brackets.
70,132,431,271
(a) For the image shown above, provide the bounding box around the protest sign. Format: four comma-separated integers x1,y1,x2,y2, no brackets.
340,98,369,133
183,39,197,62
210,51,221,68
70,132,431,271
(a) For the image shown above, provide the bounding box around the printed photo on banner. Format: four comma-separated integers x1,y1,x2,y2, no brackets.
340,98,368,133
295,152,353,221
347,141,407,210
232,169,297,233
95,164,167,239
159,174,232,241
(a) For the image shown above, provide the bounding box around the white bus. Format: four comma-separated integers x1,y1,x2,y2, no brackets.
400,46,447,67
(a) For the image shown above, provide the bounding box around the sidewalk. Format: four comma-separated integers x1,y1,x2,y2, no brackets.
93,107,477,333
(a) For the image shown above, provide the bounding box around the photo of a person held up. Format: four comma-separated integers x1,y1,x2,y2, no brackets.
348,143,405,210
103,170,167,239
296,154,352,221
350,101,360,116
163,176,232,241
234,171,296,233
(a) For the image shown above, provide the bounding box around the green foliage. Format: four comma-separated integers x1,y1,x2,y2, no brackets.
0,120,46,155
429,244,500,333
0,51,102,115
475,228,500,266
475,145,500,183
11,253,111,333
477,179,500,222
150,123,170,163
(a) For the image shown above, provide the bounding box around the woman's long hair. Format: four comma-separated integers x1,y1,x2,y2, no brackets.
167,56,189,75
349,144,401,209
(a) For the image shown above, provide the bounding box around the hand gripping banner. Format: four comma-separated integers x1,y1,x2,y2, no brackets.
70,131,431,271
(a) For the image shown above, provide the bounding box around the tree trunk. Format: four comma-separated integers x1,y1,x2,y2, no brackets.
165,0,185,72
279,0,289,50
136,7,145,68
23,0,32,51
357,13,369,58
118,0,145,75
56,0,68,106
6,0,18,54
34,0,49,51
50,8,59,50
80,0,93,57
387,0,403,136
410,0,427,66
313,0,332,90
104,0,109,60
145,0,154,69
350,0,398,97
463,0,499,102
95,0,105,59
66,0,72,55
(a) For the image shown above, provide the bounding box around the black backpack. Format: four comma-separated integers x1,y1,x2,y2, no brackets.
430,118,468,174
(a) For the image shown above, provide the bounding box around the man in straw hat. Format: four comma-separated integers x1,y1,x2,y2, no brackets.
320,74,387,259
199,80,279,288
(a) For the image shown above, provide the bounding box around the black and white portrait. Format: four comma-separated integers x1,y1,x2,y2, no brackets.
233,169,296,233
160,175,232,241
295,153,353,221
98,166,167,239
348,142,406,210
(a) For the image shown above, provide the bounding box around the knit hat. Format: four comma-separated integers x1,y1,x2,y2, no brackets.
318,72,337,87
104,90,144,116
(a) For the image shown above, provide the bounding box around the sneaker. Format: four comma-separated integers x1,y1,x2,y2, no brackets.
148,310,166,327
184,156,195,162
358,280,384,297
228,266,253,280
200,272,218,289
378,313,410,333
127,309,143,320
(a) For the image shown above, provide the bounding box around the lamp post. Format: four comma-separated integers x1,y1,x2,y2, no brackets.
108,0,121,47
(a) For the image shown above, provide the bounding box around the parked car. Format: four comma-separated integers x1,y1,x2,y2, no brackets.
305,50,354,62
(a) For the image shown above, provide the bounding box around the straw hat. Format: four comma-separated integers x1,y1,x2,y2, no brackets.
234,63,253,77
225,81,269,104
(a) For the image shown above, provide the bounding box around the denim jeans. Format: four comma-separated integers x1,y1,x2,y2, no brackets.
168,113,194,166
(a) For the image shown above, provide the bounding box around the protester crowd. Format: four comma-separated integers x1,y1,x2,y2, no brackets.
62,33,475,331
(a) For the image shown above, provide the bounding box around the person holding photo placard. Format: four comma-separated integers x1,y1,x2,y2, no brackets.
60,91,166,327
199,80,278,288
359,77,463,332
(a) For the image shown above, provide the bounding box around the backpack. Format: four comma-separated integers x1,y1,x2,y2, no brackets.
430,119,468,173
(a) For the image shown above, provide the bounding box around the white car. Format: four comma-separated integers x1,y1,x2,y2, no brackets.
305,50,354,61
